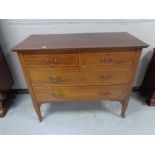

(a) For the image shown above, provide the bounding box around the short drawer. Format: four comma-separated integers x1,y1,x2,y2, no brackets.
24,53,78,68
81,51,136,67
28,68,132,85
34,85,127,102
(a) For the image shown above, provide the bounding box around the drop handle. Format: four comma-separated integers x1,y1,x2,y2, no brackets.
50,58,59,67
98,91,110,96
100,57,114,62
100,74,112,79
48,76,62,82
44,59,49,64
49,92,64,98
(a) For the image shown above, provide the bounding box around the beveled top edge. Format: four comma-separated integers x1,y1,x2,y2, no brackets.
12,32,149,52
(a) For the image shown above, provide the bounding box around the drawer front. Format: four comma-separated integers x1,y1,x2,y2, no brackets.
24,53,78,68
34,85,127,102
28,68,132,85
81,51,136,67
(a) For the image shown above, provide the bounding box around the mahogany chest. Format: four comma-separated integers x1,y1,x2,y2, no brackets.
0,45,14,117
12,32,148,121
140,48,155,106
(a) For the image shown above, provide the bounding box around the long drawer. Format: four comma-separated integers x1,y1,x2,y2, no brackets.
81,51,136,67
28,68,132,85
34,85,127,102
24,53,79,68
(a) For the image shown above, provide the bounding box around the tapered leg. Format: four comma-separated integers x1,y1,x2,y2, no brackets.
18,53,42,121
32,101,42,122
121,96,130,118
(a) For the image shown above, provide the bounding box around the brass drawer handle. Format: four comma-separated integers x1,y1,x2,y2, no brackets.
44,59,49,64
98,91,110,96
44,58,59,67
49,92,64,98
100,74,112,79
48,76,62,83
100,57,114,63
50,58,59,67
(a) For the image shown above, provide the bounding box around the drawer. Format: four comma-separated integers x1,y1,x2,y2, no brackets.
81,51,136,67
24,53,78,68
28,68,132,85
34,85,127,102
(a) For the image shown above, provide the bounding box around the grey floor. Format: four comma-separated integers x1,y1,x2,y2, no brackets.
0,93,155,135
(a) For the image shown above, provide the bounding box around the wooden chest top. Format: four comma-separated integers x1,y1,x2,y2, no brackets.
12,32,148,51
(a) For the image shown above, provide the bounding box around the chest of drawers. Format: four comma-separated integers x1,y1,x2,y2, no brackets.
0,45,14,117
140,48,155,106
12,32,148,121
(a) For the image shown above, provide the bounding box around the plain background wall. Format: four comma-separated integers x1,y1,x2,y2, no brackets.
0,19,154,89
